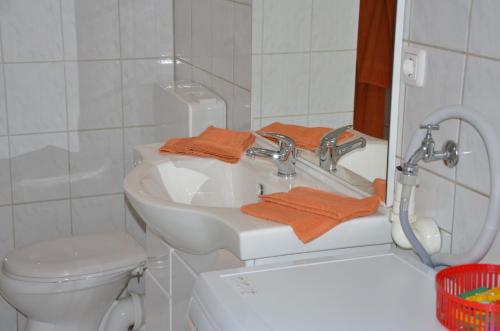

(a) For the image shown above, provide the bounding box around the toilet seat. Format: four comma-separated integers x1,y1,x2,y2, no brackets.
2,232,146,283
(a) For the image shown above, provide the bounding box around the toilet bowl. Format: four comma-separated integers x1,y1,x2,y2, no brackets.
0,232,146,331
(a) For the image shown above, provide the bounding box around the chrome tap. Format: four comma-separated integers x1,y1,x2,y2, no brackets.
318,125,366,172
246,133,297,177
402,124,459,176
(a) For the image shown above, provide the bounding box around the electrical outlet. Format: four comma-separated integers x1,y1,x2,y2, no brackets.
402,46,427,87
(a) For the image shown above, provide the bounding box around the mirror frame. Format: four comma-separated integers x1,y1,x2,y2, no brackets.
385,0,406,207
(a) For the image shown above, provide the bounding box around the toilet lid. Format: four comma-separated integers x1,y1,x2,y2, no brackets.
2,232,146,280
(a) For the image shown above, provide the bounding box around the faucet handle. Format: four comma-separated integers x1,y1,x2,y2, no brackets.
321,125,352,146
419,124,440,133
260,132,296,152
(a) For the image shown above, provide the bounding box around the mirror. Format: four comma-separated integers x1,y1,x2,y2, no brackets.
250,0,406,204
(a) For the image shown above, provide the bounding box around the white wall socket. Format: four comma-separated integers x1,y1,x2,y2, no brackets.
402,46,427,87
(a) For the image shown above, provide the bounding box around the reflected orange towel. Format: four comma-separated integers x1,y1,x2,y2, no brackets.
373,178,387,203
241,187,380,243
159,126,255,164
257,122,354,150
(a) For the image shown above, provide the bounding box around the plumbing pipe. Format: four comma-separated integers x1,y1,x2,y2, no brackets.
391,218,441,254
401,105,500,266
99,292,144,331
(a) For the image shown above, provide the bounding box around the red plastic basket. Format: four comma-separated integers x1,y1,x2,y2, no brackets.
436,264,500,330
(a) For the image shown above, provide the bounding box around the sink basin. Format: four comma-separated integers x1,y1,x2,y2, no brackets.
124,144,391,258
337,133,388,182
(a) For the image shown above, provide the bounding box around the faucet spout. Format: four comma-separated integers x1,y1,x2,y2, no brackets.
318,126,366,172
246,133,297,177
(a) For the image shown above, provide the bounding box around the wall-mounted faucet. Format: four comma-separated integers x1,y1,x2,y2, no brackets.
402,124,459,176
246,133,297,177
318,125,366,172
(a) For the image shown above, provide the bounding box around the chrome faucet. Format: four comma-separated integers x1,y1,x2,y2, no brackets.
246,133,297,177
318,125,366,172
402,124,459,176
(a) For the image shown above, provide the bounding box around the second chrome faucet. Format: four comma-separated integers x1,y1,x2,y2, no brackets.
246,132,297,177
318,125,366,172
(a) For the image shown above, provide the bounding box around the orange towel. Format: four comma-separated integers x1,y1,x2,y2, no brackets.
373,178,387,203
241,187,380,243
159,126,255,164
257,122,354,150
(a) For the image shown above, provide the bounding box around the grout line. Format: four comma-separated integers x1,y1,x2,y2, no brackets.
177,58,250,92
252,48,357,56
4,192,125,208
1,55,175,65
449,0,475,247
305,0,314,125
0,12,17,257
258,0,265,122
117,0,128,230
58,0,73,235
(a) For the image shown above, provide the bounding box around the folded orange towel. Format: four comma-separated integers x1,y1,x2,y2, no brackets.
373,178,387,203
241,187,380,243
159,126,255,164
257,122,354,150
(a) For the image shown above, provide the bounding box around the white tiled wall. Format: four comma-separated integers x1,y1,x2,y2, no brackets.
399,0,500,263
173,0,252,131
0,0,173,329
251,0,359,129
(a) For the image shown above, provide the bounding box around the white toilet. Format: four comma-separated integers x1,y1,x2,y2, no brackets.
0,232,146,331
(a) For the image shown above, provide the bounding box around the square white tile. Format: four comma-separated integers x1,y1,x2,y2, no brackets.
0,136,11,206
5,63,67,135
311,0,360,51
211,0,234,82
13,199,71,248
451,186,489,257
71,194,125,235
62,0,120,60
410,0,471,51
211,77,234,129
125,198,146,247
250,54,262,119
309,51,356,114
120,0,174,58
402,45,465,180
307,112,353,128
415,168,455,233
191,0,212,71
0,0,63,61
10,133,69,203
66,60,122,130
69,129,124,197
174,0,192,62
0,205,13,258
234,3,252,90
175,60,193,81
124,126,158,172
469,0,500,59
261,53,310,117
233,86,251,131
251,0,264,54
262,0,312,53
122,59,174,126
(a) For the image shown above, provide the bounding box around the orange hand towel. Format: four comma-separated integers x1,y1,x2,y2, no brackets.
257,122,354,150
241,187,380,243
159,126,255,164
373,178,387,203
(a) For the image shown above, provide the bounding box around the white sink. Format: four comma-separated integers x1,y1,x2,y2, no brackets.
124,144,392,259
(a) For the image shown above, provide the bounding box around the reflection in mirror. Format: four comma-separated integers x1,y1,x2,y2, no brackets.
251,0,402,202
